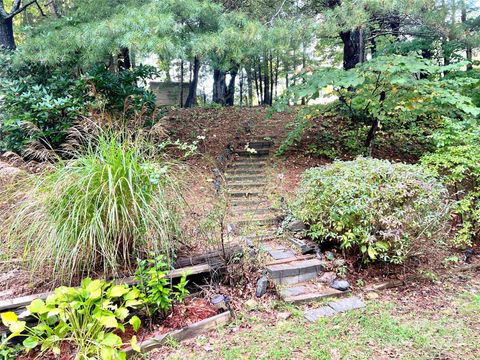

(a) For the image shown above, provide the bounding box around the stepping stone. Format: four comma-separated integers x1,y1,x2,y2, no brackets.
231,200,266,206
238,141,273,149
267,249,295,260
280,283,345,304
304,306,338,321
232,207,273,215
328,296,365,313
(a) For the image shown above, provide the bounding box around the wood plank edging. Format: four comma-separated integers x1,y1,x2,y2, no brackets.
124,311,232,356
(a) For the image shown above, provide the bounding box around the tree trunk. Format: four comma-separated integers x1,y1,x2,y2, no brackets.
365,91,385,156
340,28,365,70
269,52,274,106
461,1,473,70
274,55,279,97
179,60,184,107
246,68,253,107
239,70,244,107
212,68,227,105
49,0,62,18
262,53,270,105
0,17,16,50
118,48,131,70
185,56,200,108
258,60,263,104
226,67,237,106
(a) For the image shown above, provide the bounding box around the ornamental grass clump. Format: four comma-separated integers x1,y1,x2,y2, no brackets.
6,134,182,282
292,157,451,264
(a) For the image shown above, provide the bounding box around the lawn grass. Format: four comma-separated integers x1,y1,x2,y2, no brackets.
150,291,480,360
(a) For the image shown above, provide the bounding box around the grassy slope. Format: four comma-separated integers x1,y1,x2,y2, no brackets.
148,288,480,360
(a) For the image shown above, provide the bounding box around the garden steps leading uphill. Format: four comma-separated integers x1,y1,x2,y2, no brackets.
225,137,350,305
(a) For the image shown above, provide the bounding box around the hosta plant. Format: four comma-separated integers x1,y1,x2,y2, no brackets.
0,278,142,359
292,158,450,264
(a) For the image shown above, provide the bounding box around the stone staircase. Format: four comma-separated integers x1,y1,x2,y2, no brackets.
225,137,350,304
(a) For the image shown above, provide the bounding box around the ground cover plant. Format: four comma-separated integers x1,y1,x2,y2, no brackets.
292,157,450,264
3,134,183,282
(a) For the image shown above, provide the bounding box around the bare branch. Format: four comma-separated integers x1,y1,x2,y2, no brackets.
8,0,38,19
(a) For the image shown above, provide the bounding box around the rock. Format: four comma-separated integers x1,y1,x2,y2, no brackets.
255,276,268,298
331,279,350,291
324,251,335,261
319,272,336,285
366,292,379,300
333,259,346,267
287,220,307,232
277,311,292,321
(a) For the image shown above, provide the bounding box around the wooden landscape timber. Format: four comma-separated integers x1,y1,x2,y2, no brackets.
123,311,232,357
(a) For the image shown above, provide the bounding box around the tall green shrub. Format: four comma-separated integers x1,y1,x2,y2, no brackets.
292,158,450,264
5,134,183,281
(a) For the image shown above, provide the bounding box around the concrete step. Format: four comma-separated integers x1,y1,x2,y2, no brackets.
228,183,266,190
238,141,274,149
280,282,347,304
236,217,278,227
266,258,324,285
228,191,261,198
232,207,273,215
241,232,277,244
235,149,270,157
231,200,268,207
225,169,263,176
234,158,270,164
262,245,296,261
227,175,264,182
229,162,267,169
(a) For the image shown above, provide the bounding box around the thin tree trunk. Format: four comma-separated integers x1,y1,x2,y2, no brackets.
263,52,270,105
226,67,237,106
180,60,184,107
118,48,131,70
275,55,279,98
0,17,16,50
185,56,200,108
461,1,473,70
253,66,260,106
49,0,62,18
239,70,244,107
258,59,263,104
301,43,306,105
269,52,274,105
246,68,253,107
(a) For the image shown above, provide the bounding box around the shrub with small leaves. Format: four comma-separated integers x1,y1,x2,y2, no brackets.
292,157,450,264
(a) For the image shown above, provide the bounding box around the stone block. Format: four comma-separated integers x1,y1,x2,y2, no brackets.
328,296,365,313
304,306,338,321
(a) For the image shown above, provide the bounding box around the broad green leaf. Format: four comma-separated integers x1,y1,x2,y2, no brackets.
100,333,122,347
99,315,118,328
109,285,129,298
1,311,18,326
27,299,48,314
130,335,141,352
129,315,141,332
23,336,39,349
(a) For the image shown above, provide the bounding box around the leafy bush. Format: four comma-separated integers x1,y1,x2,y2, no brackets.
0,278,142,359
0,51,159,155
275,55,479,156
86,65,159,115
0,51,87,154
422,119,480,247
135,254,189,316
292,158,450,264
5,134,183,281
